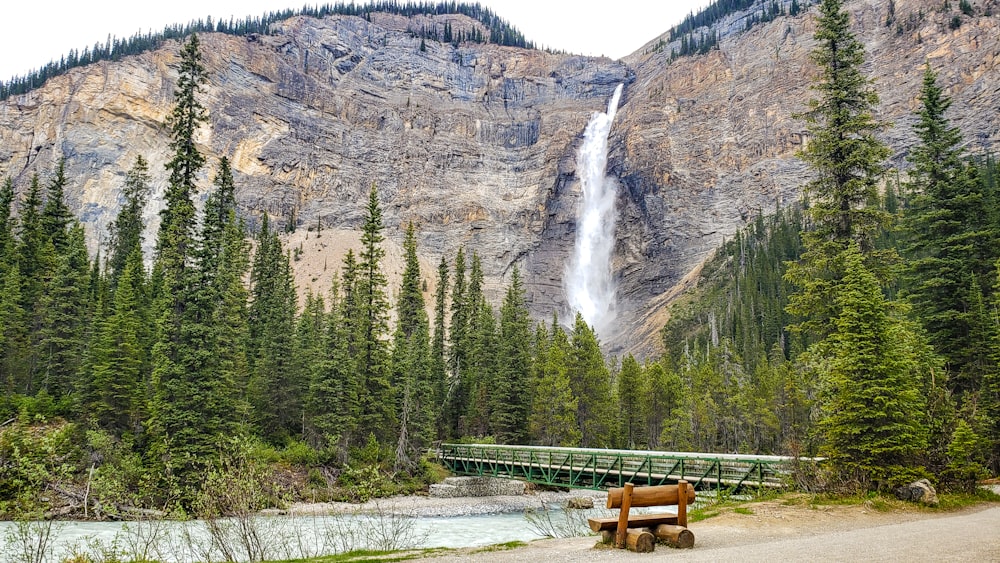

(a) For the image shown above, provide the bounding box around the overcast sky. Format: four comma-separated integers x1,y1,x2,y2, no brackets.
1,1,714,81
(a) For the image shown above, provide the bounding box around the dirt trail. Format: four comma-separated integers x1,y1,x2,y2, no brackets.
423,499,1000,562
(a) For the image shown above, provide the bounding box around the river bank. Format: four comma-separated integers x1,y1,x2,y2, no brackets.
281,487,609,518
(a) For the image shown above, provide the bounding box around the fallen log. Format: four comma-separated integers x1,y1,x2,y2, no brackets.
588,513,679,532
48,483,165,520
626,528,655,553
652,524,695,548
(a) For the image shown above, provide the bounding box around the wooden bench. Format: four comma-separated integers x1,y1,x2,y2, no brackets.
587,481,695,553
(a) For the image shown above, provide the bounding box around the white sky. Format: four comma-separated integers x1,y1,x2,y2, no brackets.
1,1,714,81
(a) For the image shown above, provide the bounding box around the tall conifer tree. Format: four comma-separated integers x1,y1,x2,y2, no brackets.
149,34,217,488
820,244,931,488
785,0,893,340
494,267,532,444
355,184,394,443
107,156,151,285
83,249,148,433
0,178,15,268
248,216,299,440
431,255,449,435
306,256,360,455
568,314,613,448
444,248,468,437
617,354,643,449
392,223,433,469
528,317,579,446
900,64,999,394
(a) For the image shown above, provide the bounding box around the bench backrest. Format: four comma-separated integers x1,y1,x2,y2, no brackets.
607,483,696,509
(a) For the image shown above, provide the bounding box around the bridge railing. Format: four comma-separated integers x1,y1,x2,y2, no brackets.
438,443,818,491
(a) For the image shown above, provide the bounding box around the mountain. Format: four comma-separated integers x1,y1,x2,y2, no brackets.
1,0,997,355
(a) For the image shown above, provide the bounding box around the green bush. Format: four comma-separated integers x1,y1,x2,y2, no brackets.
338,464,392,502
941,420,989,493
279,439,319,466
0,420,83,516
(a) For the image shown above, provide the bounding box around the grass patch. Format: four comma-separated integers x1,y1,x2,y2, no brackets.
797,488,1000,512
733,506,755,515
266,548,449,562
935,489,1000,510
474,541,528,553
688,507,721,522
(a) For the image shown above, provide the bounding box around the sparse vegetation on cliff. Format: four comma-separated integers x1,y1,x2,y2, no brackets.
0,1,534,100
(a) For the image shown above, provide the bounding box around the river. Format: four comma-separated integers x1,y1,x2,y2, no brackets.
0,507,599,562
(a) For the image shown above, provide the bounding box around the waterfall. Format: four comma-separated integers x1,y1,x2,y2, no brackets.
565,83,624,337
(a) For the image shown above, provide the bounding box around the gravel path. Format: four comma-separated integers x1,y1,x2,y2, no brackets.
421,500,1000,562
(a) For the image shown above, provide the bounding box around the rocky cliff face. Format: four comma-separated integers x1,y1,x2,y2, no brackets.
1,0,997,355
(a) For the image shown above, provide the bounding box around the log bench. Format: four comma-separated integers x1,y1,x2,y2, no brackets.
587,481,695,553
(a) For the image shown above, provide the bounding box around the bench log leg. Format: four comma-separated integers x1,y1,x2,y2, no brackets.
615,482,634,548
626,528,655,553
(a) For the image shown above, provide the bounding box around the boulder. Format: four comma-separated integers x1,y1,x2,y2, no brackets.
566,497,594,509
894,479,939,506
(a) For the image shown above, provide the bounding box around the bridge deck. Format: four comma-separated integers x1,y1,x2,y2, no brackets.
437,443,819,491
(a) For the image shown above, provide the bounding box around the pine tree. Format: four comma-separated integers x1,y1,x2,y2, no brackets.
0,178,25,397
617,354,643,449
785,0,893,340
464,254,497,437
148,33,218,489
199,157,237,281
306,257,360,455
41,159,74,253
295,290,327,443
431,255,449,436
444,248,468,437
248,216,299,441
568,313,614,448
528,317,579,446
108,156,151,286
642,360,686,450
986,265,1000,471
354,184,394,443
35,223,90,400
82,248,148,433
0,178,14,268
156,34,207,292
0,265,27,400
941,419,989,492
16,176,49,360
820,243,930,489
207,210,252,432
494,267,532,444
391,223,434,470
900,64,999,394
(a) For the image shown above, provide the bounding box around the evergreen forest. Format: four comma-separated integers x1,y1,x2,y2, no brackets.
1,0,999,520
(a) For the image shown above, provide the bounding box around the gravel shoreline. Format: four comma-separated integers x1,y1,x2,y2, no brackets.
285,489,609,518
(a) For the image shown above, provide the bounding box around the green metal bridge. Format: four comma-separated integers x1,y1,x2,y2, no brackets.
438,443,817,492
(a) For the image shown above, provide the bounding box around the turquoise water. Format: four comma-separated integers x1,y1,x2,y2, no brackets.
0,508,595,562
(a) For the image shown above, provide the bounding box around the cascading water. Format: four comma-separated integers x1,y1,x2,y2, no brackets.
565,83,624,337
